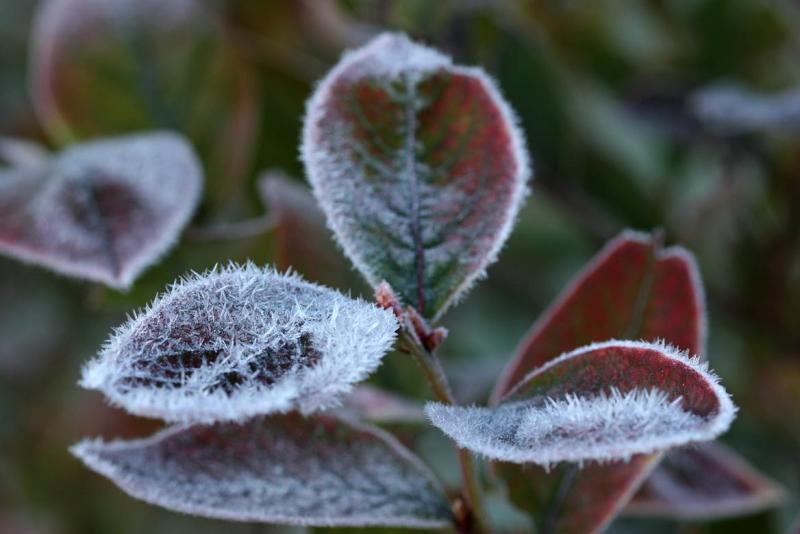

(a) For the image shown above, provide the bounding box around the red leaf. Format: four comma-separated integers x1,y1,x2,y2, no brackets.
485,231,708,533
0,132,201,289
427,341,735,466
302,32,530,319
625,442,784,519
72,413,452,528
493,230,706,401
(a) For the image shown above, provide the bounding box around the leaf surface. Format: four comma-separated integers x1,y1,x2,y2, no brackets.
625,442,784,519
302,32,530,319
340,385,425,424
487,230,708,533
80,264,398,423
493,230,706,400
72,413,451,528
30,0,257,205
428,340,735,466
0,132,201,288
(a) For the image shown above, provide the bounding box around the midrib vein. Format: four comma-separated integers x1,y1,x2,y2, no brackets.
402,73,426,314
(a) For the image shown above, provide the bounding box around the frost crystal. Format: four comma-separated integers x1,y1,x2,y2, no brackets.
302,32,530,319
80,264,398,423
71,414,451,528
427,340,736,466
0,132,202,289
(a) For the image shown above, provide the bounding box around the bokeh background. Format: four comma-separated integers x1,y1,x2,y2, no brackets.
1,1,799,533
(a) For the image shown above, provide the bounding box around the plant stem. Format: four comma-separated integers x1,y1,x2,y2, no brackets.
401,331,489,534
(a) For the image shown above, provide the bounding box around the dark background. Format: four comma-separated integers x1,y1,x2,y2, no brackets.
0,1,798,532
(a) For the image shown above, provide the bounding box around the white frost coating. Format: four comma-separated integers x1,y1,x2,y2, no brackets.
302,32,531,319
428,340,737,466
80,264,398,423
691,84,800,134
70,414,451,528
0,132,202,289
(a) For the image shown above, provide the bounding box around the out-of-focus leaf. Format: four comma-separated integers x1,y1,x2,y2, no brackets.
0,137,48,168
72,413,452,528
29,0,257,208
485,230,709,534
302,32,530,320
340,385,424,424
691,84,800,135
625,442,784,519
0,132,202,289
258,170,350,288
493,230,706,400
427,340,735,466
80,264,398,423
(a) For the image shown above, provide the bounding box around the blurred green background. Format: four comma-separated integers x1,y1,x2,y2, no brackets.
1,1,799,532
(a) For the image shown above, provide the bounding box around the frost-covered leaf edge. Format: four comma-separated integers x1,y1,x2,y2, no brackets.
427,339,737,466
301,32,531,321
70,413,452,528
79,263,399,423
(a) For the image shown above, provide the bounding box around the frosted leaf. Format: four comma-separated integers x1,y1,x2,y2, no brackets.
0,132,202,289
691,84,800,134
302,32,531,319
493,230,707,402
71,413,452,528
427,340,736,466
80,264,398,423
489,231,709,534
626,442,784,519
0,137,49,169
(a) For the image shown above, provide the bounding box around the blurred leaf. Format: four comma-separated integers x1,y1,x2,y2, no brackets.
339,385,424,424
72,413,452,528
29,0,258,212
0,132,202,289
691,84,800,135
302,32,530,319
625,442,784,519
258,170,350,288
81,264,397,423
0,138,48,169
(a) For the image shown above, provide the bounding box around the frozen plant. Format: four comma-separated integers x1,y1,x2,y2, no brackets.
1,19,779,532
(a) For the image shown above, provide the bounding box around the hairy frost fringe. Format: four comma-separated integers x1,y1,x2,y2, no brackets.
80,263,398,424
301,32,531,320
427,340,737,467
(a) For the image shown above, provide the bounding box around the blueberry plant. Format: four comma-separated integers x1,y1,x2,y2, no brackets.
0,1,788,532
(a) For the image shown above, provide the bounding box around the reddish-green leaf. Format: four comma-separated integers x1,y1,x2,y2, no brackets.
302,32,530,319
30,0,257,207
484,231,710,534
72,413,452,528
625,442,784,519
427,341,735,465
493,230,706,400
0,132,201,289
